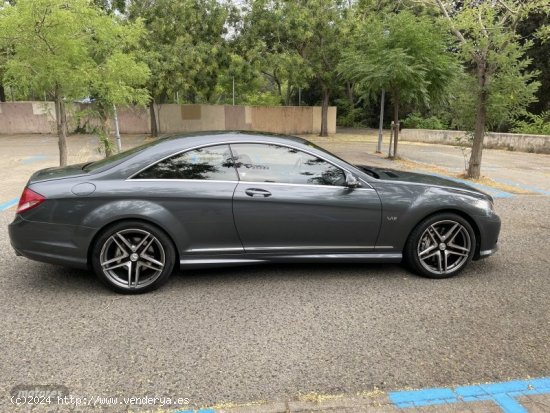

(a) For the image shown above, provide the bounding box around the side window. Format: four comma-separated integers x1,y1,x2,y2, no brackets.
134,144,237,181
230,143,346,186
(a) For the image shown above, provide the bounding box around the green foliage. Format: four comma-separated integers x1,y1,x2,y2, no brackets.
0,1,149,106
454,131,474,174
518,12,550,115
512,111,550,135
402,112,447,130
1,0,549,140
129,0,230,103
241,91,282,107
0,0,150,162
446,2,541,131
432,0,548,178
240,0,349,134
0,0,100,100
336,98,366,127
97,129,116,157
238,0,315,105
339,10,458,109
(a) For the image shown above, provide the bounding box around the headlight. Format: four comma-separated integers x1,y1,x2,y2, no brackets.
475,198,494,214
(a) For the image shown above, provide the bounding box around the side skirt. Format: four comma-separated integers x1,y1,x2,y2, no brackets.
179,252,402,269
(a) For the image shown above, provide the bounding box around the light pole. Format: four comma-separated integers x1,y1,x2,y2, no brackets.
113,104,122,152
377,89,385,153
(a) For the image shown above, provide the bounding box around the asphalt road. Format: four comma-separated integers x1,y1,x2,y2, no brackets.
1,194,549,411
0,133,549,411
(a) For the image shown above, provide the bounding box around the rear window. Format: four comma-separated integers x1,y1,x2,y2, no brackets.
134,145,237,181
83,139,164,172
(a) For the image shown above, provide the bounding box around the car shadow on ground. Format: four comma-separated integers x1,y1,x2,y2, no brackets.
16,261,405,294
14,259,493,296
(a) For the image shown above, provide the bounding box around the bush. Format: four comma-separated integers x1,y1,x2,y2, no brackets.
335,99,366,127
511,111,550,135
402,112,447,130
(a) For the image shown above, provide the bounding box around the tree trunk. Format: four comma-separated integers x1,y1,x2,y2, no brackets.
149,99,158,138
54,89,68,166
467,65,488,179
346,82,354,104
0,85,5,102
391,100,399,159
103,115,113,158
320,87,330,137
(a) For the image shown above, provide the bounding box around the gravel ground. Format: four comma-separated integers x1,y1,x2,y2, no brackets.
0,195,549,412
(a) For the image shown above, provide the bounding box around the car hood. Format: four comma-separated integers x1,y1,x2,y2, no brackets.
28,163,89,183
356,165,490,198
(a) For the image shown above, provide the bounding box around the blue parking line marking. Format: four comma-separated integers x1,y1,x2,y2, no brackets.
491,394,528,413
21,155,47,164
0,197,19,211
389,377,550,412
389,387,457,407
174,409,215,413
491,177,550,196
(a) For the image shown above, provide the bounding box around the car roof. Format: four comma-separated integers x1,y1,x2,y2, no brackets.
158,130,312,149
85,131,325,176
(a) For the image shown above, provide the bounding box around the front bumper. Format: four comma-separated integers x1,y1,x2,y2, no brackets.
9,214,95,269
473,212,501,260
478,245,499,259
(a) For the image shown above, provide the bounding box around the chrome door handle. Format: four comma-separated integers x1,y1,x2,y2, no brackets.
245,188,272,198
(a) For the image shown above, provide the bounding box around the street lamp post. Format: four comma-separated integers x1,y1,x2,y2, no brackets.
377,89,385,153
113,104,122,152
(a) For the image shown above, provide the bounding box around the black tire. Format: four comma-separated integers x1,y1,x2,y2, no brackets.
404,213,476,279
91,220,176,294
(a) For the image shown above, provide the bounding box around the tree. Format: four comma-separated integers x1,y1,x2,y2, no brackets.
518,12,550,115
242,0,348,136
87,18,150,156
0,0,150,166
339,10,458,157
432,0,548,179
239,0,313,107
129,0,231,137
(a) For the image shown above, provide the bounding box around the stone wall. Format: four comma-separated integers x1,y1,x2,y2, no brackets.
400,128,550,154
0,102,336,135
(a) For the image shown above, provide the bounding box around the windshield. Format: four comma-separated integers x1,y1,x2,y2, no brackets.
83,139,164,172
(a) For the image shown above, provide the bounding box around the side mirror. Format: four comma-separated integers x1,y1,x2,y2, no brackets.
345,172,361,188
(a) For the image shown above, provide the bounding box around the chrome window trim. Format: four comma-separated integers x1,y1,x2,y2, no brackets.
128,178,239,184
126,140,373,190
238,180,375,191
127,178,375,191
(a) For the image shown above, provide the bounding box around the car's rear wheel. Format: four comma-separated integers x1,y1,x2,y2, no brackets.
91,221,175,293
405,213,476,279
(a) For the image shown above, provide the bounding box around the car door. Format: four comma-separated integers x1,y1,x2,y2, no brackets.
129,144,244,255
230,143,381,254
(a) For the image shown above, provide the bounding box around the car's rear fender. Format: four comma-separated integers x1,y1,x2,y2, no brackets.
80,199,189,260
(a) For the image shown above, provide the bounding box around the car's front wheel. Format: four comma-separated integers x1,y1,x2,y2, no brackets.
91,221,176,293
405,213,476,279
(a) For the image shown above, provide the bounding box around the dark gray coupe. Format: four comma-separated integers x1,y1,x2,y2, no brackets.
9,132,500,293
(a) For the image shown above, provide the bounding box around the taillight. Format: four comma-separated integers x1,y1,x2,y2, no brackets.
16,187,46,214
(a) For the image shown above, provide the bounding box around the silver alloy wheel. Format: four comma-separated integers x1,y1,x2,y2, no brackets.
417,220,471,275
99,229,165,289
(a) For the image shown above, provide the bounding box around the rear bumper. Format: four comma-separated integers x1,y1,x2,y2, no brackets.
8,215,94,269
